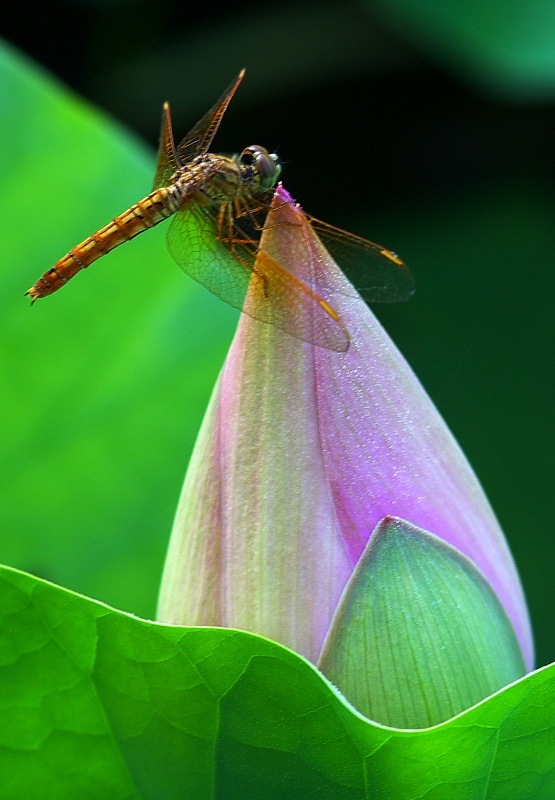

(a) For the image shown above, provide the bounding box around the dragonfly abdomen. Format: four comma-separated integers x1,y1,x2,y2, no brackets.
26,188,177,301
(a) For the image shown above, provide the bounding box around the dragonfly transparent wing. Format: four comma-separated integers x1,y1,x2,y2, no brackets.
308,215,415,303
153,70,246,190
166,204,350,352
176,70,245,163
152,102,180,189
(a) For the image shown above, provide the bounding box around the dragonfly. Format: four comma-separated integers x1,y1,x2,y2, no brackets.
26,69,414,352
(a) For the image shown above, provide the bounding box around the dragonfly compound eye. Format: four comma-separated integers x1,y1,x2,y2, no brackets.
240,146,281,190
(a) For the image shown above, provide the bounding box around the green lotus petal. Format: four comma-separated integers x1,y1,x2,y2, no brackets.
319,517,526,728
1,565,553,799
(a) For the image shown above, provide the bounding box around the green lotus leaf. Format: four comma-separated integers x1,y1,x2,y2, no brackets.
1,566,553,799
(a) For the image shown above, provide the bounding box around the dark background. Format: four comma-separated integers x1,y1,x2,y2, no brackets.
9,1,555,222
2,0,554,667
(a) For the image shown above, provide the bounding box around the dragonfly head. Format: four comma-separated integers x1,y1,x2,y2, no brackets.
239,145,281,191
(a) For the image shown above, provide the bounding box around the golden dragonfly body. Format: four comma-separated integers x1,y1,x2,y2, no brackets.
26,70,413,351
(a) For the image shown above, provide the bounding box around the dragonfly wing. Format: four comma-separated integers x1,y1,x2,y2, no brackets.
309,215,415,304
176,70,246,164
244,248,350,352
152,102,180,189
153,71,245,189
166,205,350,352
167,204,254,310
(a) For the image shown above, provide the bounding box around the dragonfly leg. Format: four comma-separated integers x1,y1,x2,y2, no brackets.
232,198,267,231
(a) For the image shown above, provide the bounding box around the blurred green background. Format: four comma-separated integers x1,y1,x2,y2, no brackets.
1,0,554,668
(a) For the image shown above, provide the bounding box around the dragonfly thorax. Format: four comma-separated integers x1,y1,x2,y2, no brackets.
173,152,245,207
181,147,281,208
